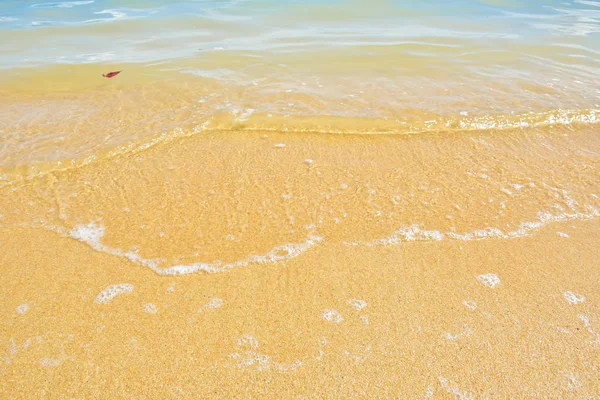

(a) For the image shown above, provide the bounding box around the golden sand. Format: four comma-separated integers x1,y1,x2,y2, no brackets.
1,111,599,398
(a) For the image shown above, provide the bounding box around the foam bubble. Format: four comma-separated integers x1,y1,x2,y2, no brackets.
203,298,223,310
473,227,504,238
579,314,590,326
93,9,126,19
39,357,63,367
69,222,322,276
156,262,219,275
361,197,600,247
236,334,259,349
444,324,472,341
230,334,302,371
321,309,343,323
462,300,477,310
15,304,29,315
32,1,94,8
438,376,475,400
234,108,254,122
371,224,444,245
347,299,367,311
563,291,585,304
578,314,600,344
94,284,134,304
476,273,500,288
557,232,569,238
143,303,157,314
69,223,105,250
247,236,323,265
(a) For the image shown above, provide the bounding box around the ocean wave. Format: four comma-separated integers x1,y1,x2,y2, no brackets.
31,1,94,9
346,200,600,247
1,107,598,188
65,222,323,275
82,9,129,24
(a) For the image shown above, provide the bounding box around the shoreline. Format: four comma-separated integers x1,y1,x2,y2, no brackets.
1,125,599,397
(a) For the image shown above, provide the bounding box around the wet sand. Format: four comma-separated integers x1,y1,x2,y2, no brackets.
1,126,599,398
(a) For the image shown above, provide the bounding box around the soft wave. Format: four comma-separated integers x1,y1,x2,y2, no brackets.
31,1,94,9
348,203,600,247
67,222,323,275
1,108,598,188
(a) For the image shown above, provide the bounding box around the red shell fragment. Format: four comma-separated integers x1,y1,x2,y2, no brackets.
102,71,122,78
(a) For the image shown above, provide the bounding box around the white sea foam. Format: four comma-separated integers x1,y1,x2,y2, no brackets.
31,1,94,8
462,300,477,310
347,299,367,311
230,334,302,371
236,334,259,349
69,223,105,250
476,273,500,288
39,354,70,367
69,223,161,269
344,344,371,363
578,314,600,345
81,8,129,24
233,108,254,121
93,9,126,19
69,222,322,275
371,224,445,245
143,303,157,314
563,291,585,304
94,283,134,304
15,304,29,315
437,377,475,400
321,309,343,323
202,298,223,310
360,200,599,247
452,109,599,133
444,324,472,341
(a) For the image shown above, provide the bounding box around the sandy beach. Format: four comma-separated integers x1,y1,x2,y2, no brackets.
2,124,599,398
1,0,600,398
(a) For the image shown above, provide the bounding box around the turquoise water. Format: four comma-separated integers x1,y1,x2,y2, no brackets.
0,1,599,128
1,1,599,65
0,0,599,185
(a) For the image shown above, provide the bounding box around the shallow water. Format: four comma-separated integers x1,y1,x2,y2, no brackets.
0,0,599,278
1,1,599,162
1,2,600,398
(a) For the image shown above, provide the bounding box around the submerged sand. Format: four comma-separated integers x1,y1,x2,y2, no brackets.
1,119,599,398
